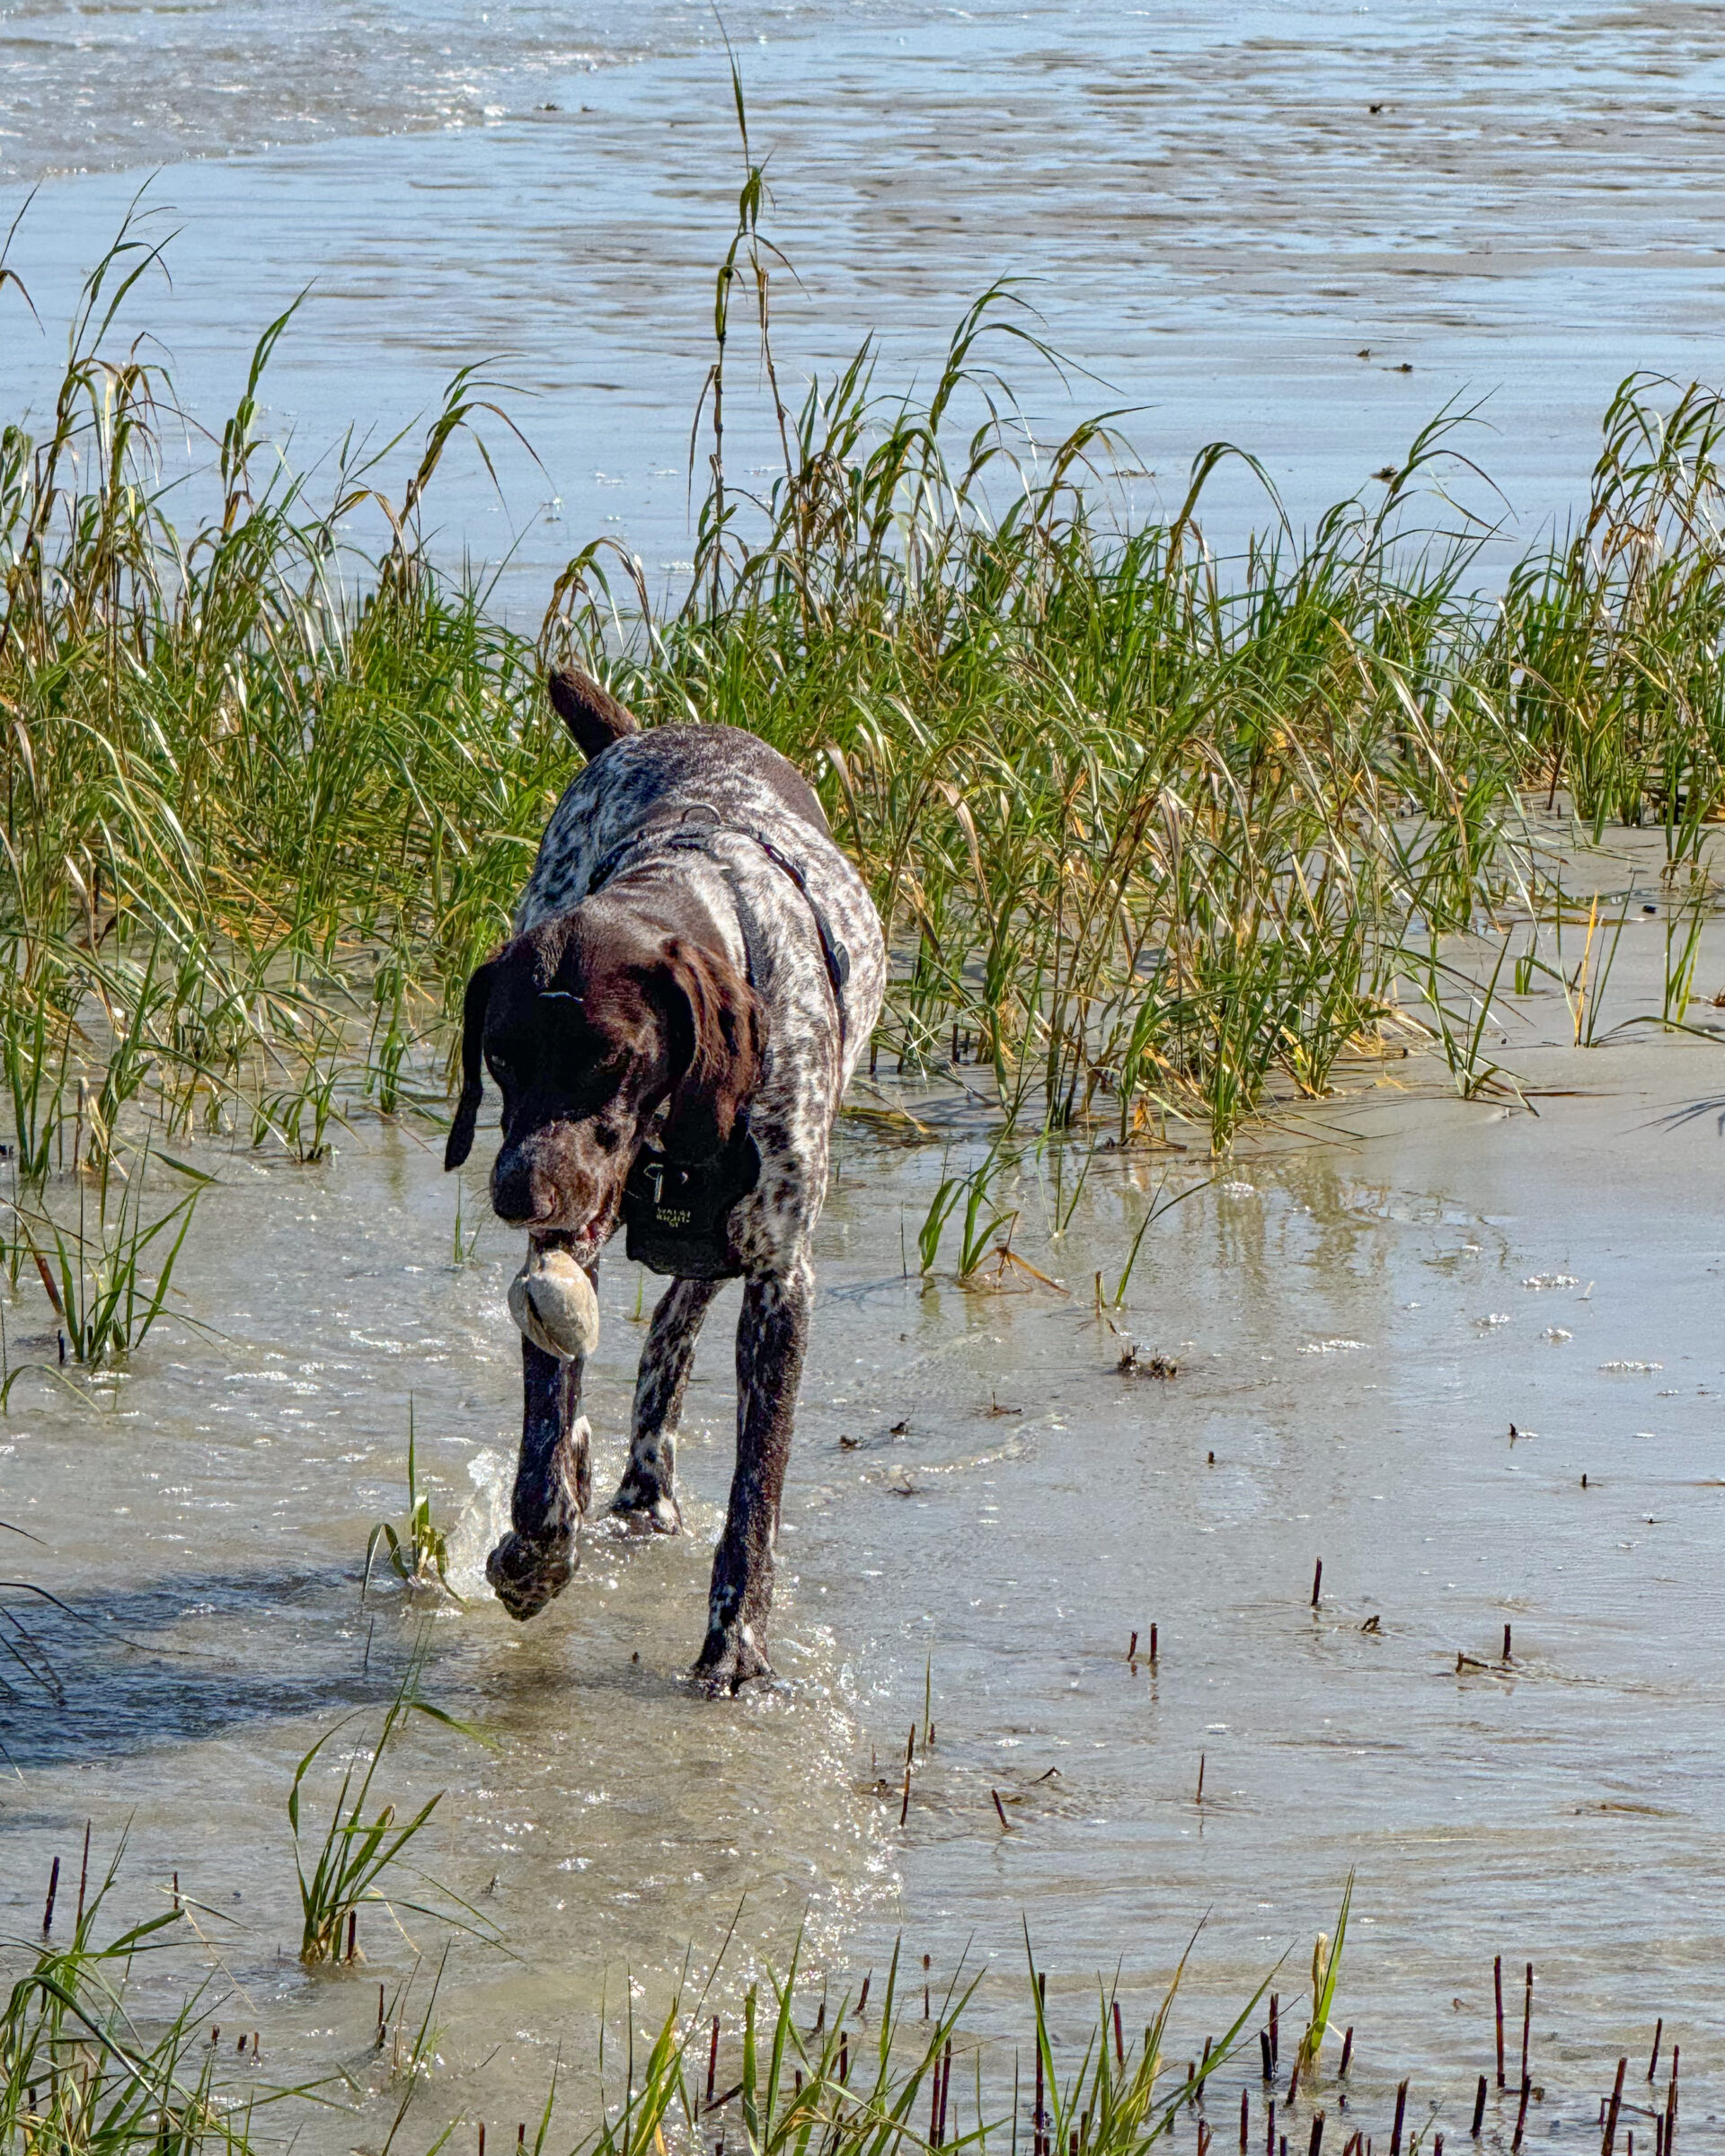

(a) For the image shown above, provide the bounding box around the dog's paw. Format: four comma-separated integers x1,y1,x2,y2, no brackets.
485,1530,578,1621
609,1481,683,1535
691,1623,774,1697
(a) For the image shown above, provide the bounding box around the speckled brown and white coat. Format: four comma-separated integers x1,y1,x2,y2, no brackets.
445,673,884,1694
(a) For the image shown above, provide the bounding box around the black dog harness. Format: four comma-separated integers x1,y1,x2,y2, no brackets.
591,809,851,1279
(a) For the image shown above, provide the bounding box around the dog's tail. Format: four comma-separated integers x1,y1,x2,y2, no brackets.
546,665,640,760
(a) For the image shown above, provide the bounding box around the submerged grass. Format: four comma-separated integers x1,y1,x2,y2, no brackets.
0,1841,288,2156
0,1837,1675,2156
6,153,1725,1245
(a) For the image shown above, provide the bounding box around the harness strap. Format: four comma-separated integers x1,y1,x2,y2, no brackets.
586,815,852,1051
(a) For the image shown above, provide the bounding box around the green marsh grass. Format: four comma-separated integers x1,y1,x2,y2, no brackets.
0,1841,290,2156
0,1841,1660,2156
364,1404,464,1605
288,1657,493,1967
4,1139,204,1379
8,186,1725,1218
568,1930,1270,2156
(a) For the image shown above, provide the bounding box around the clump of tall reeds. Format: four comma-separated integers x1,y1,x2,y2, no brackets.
7,160,1725,1185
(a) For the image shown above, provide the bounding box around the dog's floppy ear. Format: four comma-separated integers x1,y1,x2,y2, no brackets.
655,938,765,1163
445,957,498,1171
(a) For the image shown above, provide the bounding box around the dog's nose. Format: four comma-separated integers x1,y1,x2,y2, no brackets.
491,1148,553,1224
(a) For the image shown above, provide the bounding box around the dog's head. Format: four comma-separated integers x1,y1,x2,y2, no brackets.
444,899,765,1260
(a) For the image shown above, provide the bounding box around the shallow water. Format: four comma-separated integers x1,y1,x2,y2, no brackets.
10,3,1725,599
7,1,1725,2138
6,840,1725,2146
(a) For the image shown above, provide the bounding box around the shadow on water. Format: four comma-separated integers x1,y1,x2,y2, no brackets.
0,1560,427,1767
0,1542,766,1775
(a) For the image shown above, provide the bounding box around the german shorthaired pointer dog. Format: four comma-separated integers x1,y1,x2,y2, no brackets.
445,668,885,1694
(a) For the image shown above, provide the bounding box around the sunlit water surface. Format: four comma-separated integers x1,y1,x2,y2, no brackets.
5,874,1725,2148
4,2,1725,2141
7,2,1725,596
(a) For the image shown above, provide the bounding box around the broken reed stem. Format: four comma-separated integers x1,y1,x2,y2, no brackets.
994,1788,1012,1831
41,1856,59,1939
1312,1560,1322,1609
1495,1957,1506,2089
1391,2080,1409,2156
708,2014,721,2106
1242,2090,1251,2152
1522,1964,1534,2087
75,1822,90,1929
1647,2022,1662,2084
1604,2058,1628,2156
1339,2028,1354,2079
1472,2076,1488,2139
1514,2077,1532,2154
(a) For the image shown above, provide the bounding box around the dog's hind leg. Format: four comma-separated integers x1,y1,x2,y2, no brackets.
487,1337,589,1620
612,1274,722,1533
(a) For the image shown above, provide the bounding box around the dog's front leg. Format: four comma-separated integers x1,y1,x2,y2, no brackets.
612,1274,721,1533
693,1258,810,1695
486,1336,589,1620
